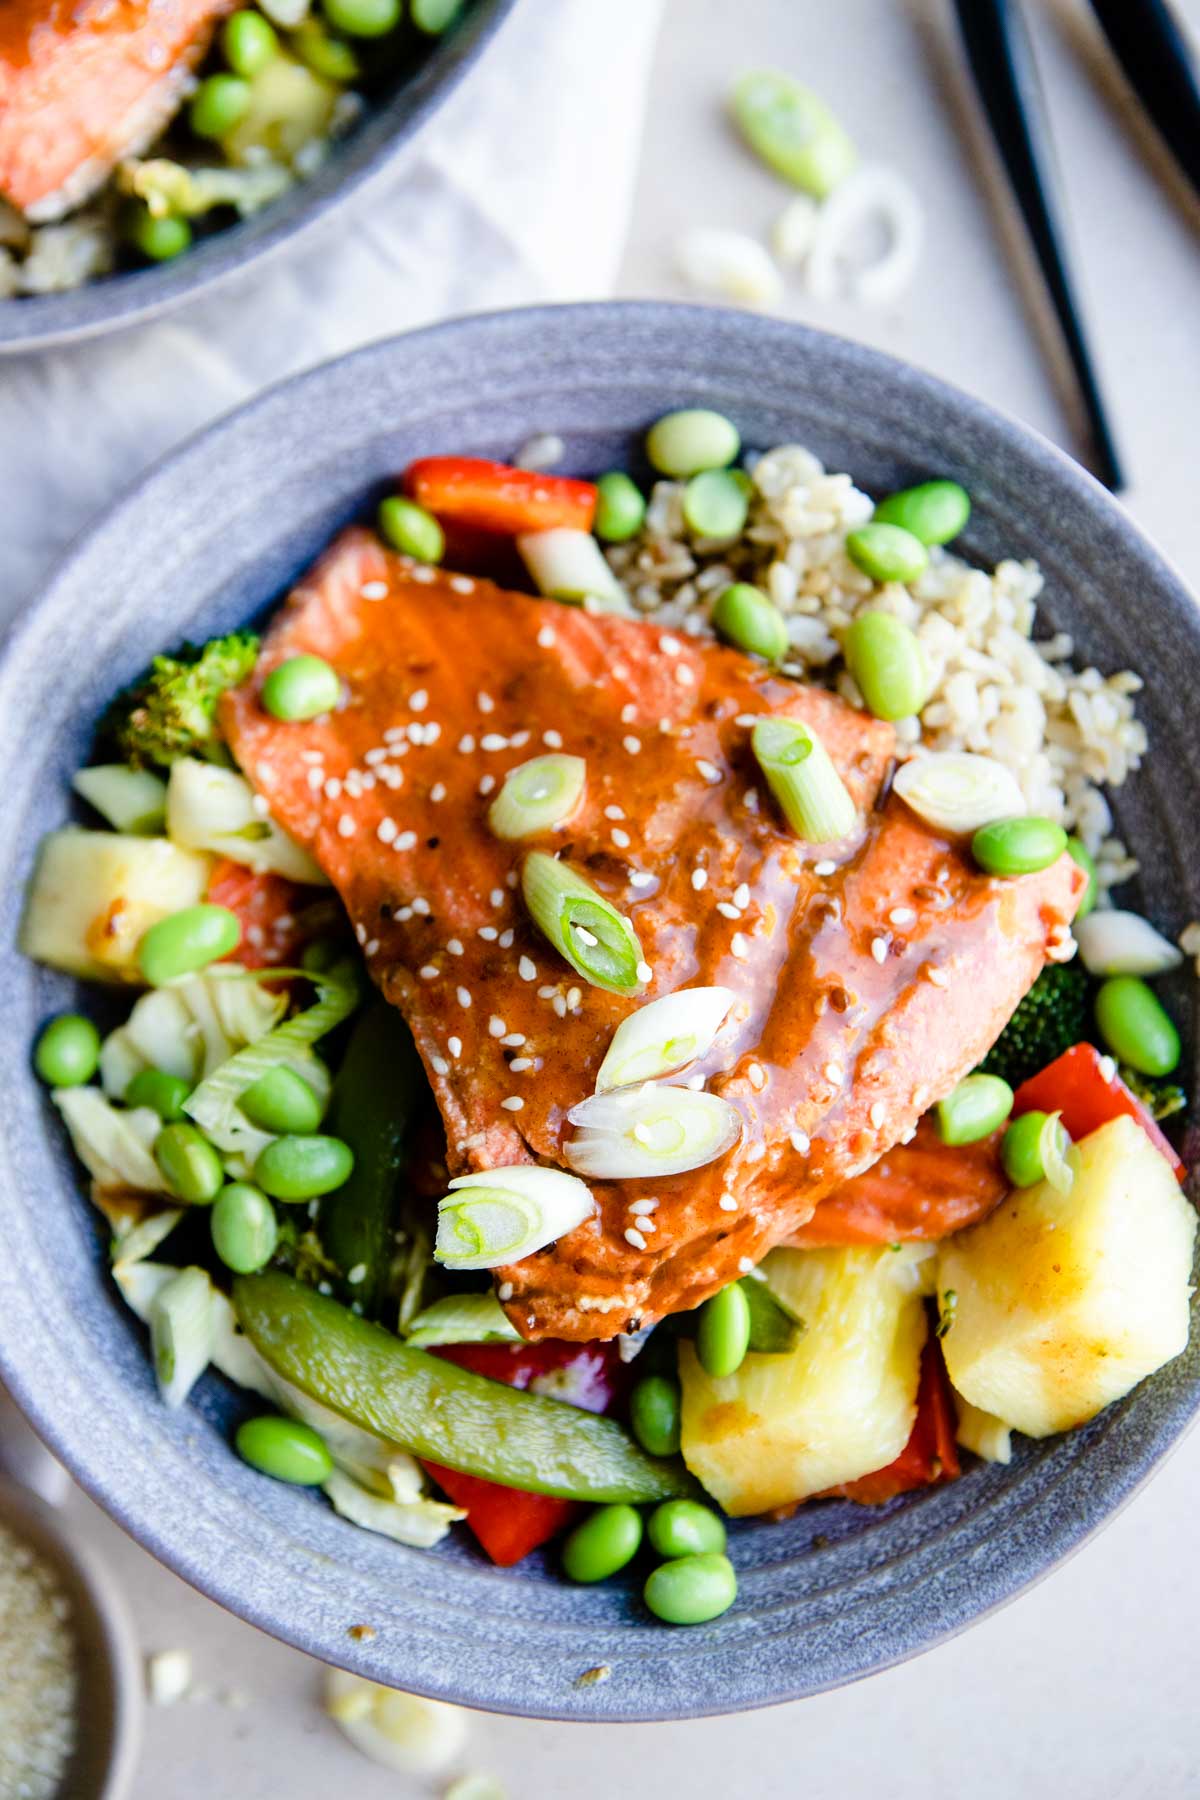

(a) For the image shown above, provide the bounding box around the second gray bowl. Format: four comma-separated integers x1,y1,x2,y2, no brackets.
0,302,1196,1720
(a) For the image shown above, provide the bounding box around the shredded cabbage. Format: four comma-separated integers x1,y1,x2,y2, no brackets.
118,156,292,220
100,964,288,1098
112,1207,186,1268
53,1091,167,1194
323,1469,464,1549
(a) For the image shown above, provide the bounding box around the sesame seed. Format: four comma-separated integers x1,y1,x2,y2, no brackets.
300,749,324,764
511,730,532,748
871,937,888,964
552,994,568,1017
623,736,641,755
738,1257,754,1275
510,1057,533,1072
364,748,387,766
430,782,446,803
814,859,836,877
674,665,695,686
412,897,431,916
501,1032,526,1047
420,964,438,979
659,634,682,655
604,804,625,821
458,734,476,754
306,767,323,791
407,723,425,745
410,689,428,712
630,871,654,888
481,733,508,752
624,1227,648,1250
477,692,495,713
447,938,464,956
543,729,563,749
364,938,380,957
479,925,498,942
396,830,417,851
719,1194,738,1212
735,713,760,727
926,965,950,989
574,924,598,947
630,1198,659,1215
621,703,637,725
384,728,407,744
870,1101,886,1129
456,987,472,1008
743,789,759,812
684,1073,706,1090
566,987,582,1011
380,767,403,789
730,934,749,959
691,868,708,891
824,1062,844,1084
717,900,742,922
324,777,342,800
612,828,631,848
518,956,537,981
479,775,496,796
499,929,515,949
337,815,355,837
696,759,722,784
397,906,413,922
889,907,916,927
537,626,556,648
501,1095,524,1111
355,922,367,944
498,1282,513,1301
490,888,504,907
361,580,388,599
612,664,629,681
448,1036,462,1058
487,1017,507,1040
732,883,751,910
636,960,653,984
748,1063,766,1090
431,1056,450,1075
791,1129,811,1154
450,576,475,595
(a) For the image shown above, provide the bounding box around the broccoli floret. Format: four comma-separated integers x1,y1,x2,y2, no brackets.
1117,1066,1187,1122
979,962,1091,1089
100,631,259,770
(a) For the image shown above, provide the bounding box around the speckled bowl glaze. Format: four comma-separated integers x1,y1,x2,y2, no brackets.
0,0,516,356
1,303,1197,1721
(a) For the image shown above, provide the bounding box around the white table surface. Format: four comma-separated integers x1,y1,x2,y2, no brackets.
37,0,1200,1794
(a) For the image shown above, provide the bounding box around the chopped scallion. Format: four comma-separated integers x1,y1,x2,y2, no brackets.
487,754,586,840
751,716,857,842
434,1165,596,1270
892,751,1026,835
521,853,648,995
594,986,735,1092
565,1084,742,1179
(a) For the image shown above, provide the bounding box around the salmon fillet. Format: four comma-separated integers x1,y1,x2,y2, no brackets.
223,528,1085,1341
0,0,233,219
789,1118,1008,1246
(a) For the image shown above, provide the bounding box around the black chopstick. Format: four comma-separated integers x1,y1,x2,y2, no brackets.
952,0,1125,492
1089,0,1200,207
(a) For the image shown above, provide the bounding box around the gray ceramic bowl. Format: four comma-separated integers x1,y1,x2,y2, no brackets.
0,0,515,356
1,303,1197,1722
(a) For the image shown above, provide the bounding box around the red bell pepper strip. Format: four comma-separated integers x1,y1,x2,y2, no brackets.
830,1338,960,1506
205,859,334,969
423,1339,627,1566
1013,1042,1186,1181
403,457,597,536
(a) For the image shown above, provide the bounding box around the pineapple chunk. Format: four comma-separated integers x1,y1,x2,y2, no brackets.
939,1115,1196,1438
20,828,213,983
679,1245,928,1515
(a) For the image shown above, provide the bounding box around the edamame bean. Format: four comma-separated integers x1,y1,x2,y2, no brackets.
378,496,444,564
255,1133,354,1200
189,72,251,139
645,409,740,479
1094,976,1181,1077
712,582,788,663
561,1503,643,1583
1067,837,1098,918
293,19,360,80
241,1066,324,1134
222,9,278,74
696,1282,751,1379
322,0,401,36
138,903,241,986
154,1122,224,1205
1001,1110,1057,1188
647,1499,727,1560
845,522,928,585
643,1552,737,1625
936,1073,1014,1147
873,479,971,546
34,1014,100,1088
261,654,341,721
971,816,1068,877
211,1182,278,1274
844,610,928,721
235,1414,333,1485
682,469,750,540
126,1068,192,1121
629,1374,682,1457
128,208,192,263
411,0,463,30
594,471,647,543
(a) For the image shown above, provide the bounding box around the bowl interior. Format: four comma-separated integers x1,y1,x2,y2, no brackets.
1,303,1197,1720
0,0,516,355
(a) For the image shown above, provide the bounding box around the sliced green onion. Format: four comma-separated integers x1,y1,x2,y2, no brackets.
487,754,586,840
892,751,1026,835
434,1166,596,1270
1075,909,1183,978
751,716,857,842
73,764,167,835
516,527,630,613
594,986,734,1092
184,960,359,1150
1039,1109,1075,1194
404,1292,521,1348
150,1265,216,1407
521,853,648,996
565,1085,742,1179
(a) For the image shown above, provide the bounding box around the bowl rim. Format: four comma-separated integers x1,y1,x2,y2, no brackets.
2,299,1198,1721
0,0,519,357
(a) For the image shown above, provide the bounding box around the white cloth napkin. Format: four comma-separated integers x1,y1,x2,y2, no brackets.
0,0,662,624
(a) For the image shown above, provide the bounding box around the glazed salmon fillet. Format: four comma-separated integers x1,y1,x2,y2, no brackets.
789,1118,1009,1246
0,0,232,219
223,528,1085,1341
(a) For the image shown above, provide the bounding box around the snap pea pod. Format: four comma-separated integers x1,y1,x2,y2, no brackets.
318,1002,421,1318
234,1273,694,1503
